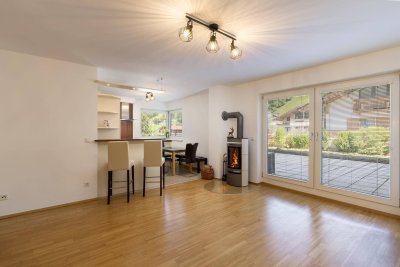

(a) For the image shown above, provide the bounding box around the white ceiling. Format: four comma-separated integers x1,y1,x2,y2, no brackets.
1,0,400,101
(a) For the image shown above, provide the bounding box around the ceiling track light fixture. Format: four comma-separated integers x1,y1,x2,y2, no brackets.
178,13,242,60
93,80,165,102
94,79,165,92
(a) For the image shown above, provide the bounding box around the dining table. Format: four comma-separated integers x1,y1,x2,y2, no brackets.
163,146,185,176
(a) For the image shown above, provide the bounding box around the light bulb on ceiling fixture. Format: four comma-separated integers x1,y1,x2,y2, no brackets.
206,31,219,53
178,20,193,42
230,40,242,60
145,92,155,102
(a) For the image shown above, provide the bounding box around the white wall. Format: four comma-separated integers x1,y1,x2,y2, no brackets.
208,45,400,184
0,50,98,216
167,90,209,157
208,86,237,178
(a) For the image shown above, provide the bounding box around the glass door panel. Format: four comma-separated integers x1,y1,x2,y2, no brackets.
320,84,391,198
266,92,312,183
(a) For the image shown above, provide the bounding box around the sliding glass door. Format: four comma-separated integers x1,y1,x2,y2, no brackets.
264,89,314,187
264,74,399,206
315,75,399,205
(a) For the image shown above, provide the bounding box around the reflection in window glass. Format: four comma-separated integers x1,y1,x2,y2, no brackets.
321,84,391,198
267,95,310,181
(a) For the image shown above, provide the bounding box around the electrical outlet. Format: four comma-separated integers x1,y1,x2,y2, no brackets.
84,138,92,143
0,195,8,201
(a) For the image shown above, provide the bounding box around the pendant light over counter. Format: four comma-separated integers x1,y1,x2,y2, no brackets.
145,92,154,102
178,13,242,60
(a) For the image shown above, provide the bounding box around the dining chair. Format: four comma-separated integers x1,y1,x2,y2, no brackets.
143,140,165,197
107,141,135,204
177,143,198,172
162,140,172,158
162,140,172,173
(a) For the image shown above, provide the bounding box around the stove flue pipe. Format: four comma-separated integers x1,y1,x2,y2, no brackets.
221,111,243,139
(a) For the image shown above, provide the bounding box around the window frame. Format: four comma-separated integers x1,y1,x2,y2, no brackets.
314,74,399,206
167,109,183,139
262,87,315,189
262,73,399,207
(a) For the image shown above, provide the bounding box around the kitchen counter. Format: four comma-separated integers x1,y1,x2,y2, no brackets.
95,138,168,142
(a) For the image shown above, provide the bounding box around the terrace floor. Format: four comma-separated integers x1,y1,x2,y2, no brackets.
269,153,390,198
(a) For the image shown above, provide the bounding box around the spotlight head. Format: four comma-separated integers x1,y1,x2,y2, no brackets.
206,31,220,53
178,20,193,42
230,40,242,60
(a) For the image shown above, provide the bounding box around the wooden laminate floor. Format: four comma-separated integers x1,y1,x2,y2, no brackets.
1,179,399,267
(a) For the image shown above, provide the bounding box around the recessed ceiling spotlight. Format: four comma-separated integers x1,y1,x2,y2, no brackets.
94,80,135,90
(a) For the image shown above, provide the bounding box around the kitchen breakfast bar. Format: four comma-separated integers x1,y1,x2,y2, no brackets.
96,138,181,197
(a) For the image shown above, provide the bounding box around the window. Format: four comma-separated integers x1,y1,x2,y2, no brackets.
294,111,309,120
141,109,167,137
263,74,399,206
359,85,390,99
168,109,182,138
265,93,312,183
321,84,391,198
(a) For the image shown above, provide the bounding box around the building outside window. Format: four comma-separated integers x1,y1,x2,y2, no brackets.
294,111,309,120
